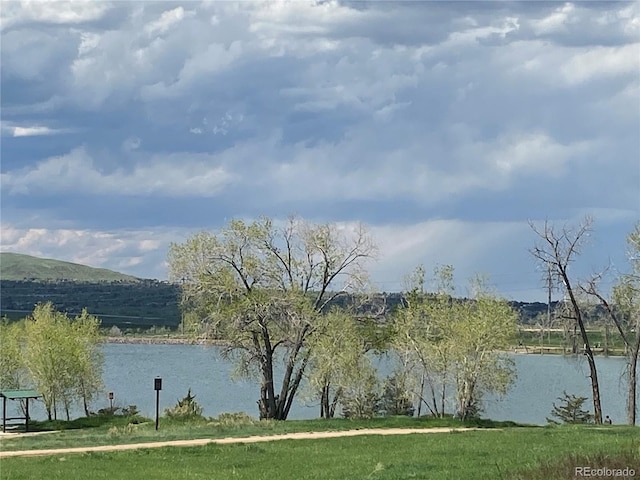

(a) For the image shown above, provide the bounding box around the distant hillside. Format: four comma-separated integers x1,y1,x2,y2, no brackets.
0,279,181,329
0,252,141,283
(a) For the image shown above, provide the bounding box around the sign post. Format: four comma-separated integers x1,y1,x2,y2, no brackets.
154,377,162,431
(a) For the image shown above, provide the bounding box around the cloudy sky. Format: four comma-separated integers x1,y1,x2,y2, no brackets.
1,1,638,302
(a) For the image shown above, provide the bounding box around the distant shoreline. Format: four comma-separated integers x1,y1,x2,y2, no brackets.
104,336,625,355
105,336,226,346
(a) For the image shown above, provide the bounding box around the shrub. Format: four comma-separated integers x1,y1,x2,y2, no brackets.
164,389,204,420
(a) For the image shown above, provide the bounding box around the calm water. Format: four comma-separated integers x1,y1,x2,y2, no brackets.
11,344,630,425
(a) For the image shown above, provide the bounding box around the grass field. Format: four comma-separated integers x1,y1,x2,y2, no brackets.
1,416,638,480
516,328,627,356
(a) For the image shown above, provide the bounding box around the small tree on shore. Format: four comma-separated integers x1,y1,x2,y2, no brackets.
547,391,594,424
24,303,104,420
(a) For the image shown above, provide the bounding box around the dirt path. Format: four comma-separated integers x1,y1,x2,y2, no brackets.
0,427,482,458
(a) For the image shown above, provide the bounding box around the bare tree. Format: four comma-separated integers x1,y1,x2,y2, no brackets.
530,217,603,424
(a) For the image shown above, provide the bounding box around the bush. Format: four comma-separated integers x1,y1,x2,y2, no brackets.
380,374,415,417
164,389,204,420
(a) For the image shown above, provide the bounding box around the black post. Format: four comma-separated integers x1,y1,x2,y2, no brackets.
25,399,29,433
155,391,159,430
2,396,6,433
154,377,162,431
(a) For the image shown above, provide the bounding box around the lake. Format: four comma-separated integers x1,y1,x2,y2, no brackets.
11,344,631,425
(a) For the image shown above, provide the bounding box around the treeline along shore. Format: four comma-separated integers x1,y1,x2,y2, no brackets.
1,279,626,355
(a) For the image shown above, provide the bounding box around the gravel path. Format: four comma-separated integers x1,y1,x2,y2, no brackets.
0,427,481,458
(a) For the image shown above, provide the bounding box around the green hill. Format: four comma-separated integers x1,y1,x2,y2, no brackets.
0,252,141,282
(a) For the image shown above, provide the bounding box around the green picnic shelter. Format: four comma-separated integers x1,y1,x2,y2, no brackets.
1,389,41,433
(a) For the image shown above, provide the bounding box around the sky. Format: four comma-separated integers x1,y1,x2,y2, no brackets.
1,0,639,302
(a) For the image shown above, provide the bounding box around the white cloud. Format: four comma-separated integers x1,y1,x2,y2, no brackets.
145,7,190,36
234,128,600,207
1,147,235,197
561,43,640,85
1,0,112,31
12,125,60,137
530,3,575,36
488,132,595,176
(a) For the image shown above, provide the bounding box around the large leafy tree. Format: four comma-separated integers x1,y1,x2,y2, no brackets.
168,216,375,420
393,266,517,420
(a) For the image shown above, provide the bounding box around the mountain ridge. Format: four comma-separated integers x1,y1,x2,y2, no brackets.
0,252,142,283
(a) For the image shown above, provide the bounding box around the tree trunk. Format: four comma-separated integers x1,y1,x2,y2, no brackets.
329,387,341,418
281,355,309,420
417,374,424,417
254,327,278,420
563,271,602,424
628,332,640,425
320,382,329,418
320,387,326,418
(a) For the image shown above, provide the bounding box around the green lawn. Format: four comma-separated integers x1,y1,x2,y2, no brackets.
1,418,638,480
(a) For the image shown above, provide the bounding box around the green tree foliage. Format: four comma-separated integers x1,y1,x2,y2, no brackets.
168,216,375,420
547,391,594,424
306,309,376,418
71,309,105,417
23,303,104,420
0,319,29,390
393,266,518,420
